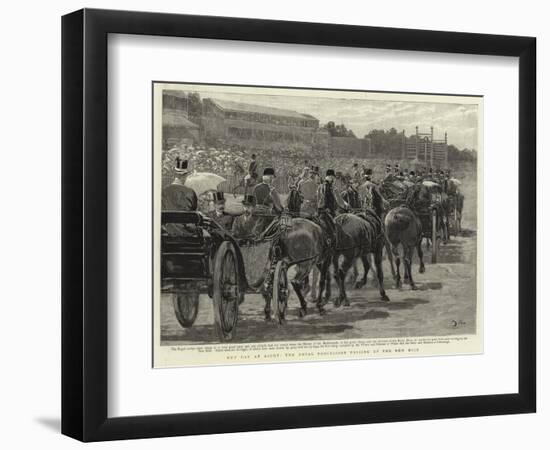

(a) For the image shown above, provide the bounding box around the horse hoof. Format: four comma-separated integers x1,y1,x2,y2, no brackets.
318,307,327,316
395,280,402,289
411,284,418,291
298,308,307,318
381,294,390,302
354,282,364,289
419,265,426,274
343,300,351,307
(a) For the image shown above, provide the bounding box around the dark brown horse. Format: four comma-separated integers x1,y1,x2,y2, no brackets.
326,210,390,307
270,217,331,319
384,206,425,290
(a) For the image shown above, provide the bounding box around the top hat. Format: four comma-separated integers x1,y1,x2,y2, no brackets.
213,191,226,204
242,194,256,206
326,169,336,177
263,168,275,176
364,168,373,176
174,157,189,174
251,153,256,158
409,170,416,176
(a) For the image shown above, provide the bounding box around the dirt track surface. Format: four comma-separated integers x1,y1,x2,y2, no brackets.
160,232,477,345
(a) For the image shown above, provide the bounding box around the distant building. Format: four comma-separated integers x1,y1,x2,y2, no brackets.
201,98,321,149
162,91,200,148
402,126,448,168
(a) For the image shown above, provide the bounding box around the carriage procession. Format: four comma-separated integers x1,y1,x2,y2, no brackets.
161,155,466,342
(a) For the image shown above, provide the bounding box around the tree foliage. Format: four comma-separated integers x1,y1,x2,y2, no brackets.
322,121,356,137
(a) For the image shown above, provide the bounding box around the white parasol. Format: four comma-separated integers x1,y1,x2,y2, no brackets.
422,180,440,188
184,172,227,195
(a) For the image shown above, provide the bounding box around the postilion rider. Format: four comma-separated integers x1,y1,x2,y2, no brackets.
297,169,318,216
252,167,284,233
317,169,349,249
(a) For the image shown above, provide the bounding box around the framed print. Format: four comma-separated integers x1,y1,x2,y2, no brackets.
62,8,536,442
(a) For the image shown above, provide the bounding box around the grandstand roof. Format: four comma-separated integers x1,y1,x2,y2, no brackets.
207,98,318,121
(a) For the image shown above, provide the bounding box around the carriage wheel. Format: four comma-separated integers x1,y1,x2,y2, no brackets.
431,209,438,263
172,284,199,328
212,241,242,341
271,261,289,324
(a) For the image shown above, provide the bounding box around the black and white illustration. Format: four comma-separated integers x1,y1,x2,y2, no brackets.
154,83,481,367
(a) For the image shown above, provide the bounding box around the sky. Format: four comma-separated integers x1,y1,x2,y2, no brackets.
173,87,479,150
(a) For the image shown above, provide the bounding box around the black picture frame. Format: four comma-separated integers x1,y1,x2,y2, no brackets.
62,8,536,442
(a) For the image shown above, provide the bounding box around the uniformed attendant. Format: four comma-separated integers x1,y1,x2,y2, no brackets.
383,164,394,182
286,179,303,215
298,170,318,216
247,153,258,180
351,162,361,184
358,168,377,210
207,191,234,230
231,194,258,238
162,157,198,211
317,169,348,248
341,179,361,210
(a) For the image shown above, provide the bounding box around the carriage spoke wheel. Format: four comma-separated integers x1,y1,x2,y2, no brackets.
212,241,241,341
271,261,289,324
172,284,199,328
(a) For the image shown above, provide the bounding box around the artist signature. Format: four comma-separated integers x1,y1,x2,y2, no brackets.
450,320,466,328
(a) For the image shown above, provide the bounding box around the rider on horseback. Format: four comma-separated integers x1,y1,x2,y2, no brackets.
317,169,348,250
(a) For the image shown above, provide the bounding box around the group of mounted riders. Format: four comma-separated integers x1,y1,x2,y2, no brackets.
162,153,463,321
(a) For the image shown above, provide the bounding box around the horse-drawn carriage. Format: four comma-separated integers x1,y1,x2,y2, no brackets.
380,178,447,263
413,180,447,263
161,210,295,342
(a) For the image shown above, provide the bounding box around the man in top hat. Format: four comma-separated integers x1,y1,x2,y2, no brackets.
162,157,198,211
317,169,349,249
231,194,258,238
207,191,234,230
253,168,283,214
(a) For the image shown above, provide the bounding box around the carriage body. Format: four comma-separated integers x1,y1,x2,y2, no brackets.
161,210,244,340
161,210,293,340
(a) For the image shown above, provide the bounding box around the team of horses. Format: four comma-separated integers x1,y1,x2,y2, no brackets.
266,184,442,322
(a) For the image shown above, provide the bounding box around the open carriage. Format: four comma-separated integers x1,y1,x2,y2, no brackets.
161,210,293,342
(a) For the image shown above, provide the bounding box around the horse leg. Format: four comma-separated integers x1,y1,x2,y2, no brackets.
394,249,402,288
385,238,396,281
355,254,370,289
315,259,329,315
417,239,426,273
310,266,319,302
292,262,313,318
404,246,417,290
374,245,390,302
336,254,353,307
261,287,272,321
